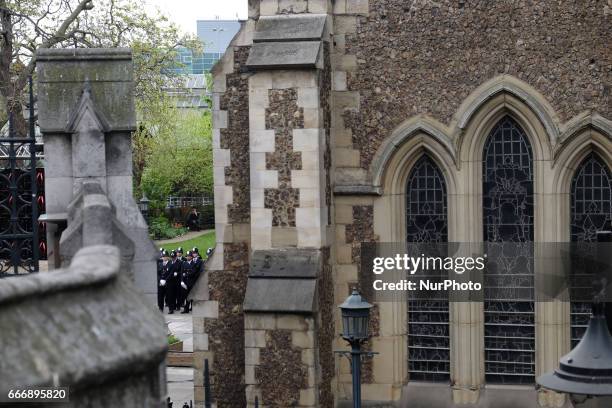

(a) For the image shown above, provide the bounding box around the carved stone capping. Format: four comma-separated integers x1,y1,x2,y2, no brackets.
37,48,135,133
247,41,323,70
244,249,320,314
250,248,321,278
253,14,327,42
60,181,135,276
247,13,327,70
0,245,167,405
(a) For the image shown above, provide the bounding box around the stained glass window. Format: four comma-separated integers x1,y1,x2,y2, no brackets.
570,153,612,347
482,116,535,384
406,155,450,382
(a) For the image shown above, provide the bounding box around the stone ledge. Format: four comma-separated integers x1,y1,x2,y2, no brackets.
36,48,132,61
247,41,322,70
0,245,118,304
253,14,327,42
243,278,317,313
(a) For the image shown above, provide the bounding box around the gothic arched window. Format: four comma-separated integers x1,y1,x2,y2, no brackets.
570,153,612,347
482,116,535,384
406,155,450,382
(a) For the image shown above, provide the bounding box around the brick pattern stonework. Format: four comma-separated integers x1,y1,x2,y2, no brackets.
343,0,612,169
220,47,251,223
344,205,380,383
264,88,304,226
245,314,317,407
257,330,309,407
203,242,249,408
320,43,333,224
317,247,335,408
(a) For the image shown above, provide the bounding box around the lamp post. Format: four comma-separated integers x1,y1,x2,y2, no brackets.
138,193,150,224
537,230,612,404
338,289,373,408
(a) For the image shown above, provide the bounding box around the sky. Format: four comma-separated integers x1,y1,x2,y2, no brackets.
144,0,248,35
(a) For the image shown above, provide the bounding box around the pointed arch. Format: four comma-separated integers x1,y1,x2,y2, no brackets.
372,117,456,191
455,75,559,148
570,152,612,242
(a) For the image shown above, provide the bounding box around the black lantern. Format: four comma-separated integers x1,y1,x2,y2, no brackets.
340,289,373,341
138,193,150,224
537,303,612,398
537,230,612,402
338,289,374,408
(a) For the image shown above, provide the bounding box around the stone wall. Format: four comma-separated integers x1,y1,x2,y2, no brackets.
245,314,315,407
340,0,612,170
0,182,167,407
194,39,253,407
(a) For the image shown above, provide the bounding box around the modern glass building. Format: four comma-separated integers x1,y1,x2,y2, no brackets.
171,20,240,75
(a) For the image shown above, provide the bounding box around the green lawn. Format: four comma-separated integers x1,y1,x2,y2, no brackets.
156,230,216,254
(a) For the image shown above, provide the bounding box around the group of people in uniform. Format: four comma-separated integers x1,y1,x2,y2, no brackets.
157,246,208,314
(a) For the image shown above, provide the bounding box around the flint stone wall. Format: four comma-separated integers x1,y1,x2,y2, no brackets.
342,0,612,169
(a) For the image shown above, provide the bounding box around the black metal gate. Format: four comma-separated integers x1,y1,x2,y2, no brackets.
0,78,43,276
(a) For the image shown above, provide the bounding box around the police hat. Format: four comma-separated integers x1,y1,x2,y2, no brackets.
186,250,194,257
177,247,184,253
162,250,170,257
192,247,199,254
171,250,177,257
159,247,165,253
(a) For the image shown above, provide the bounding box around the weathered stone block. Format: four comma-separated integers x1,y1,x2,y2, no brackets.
245,330,267,348
254,14,327,42
245,313,277,330
308,0,329,13
291,330,315,349
271,227,299,247
300,388,317,406
277,315,309,331
245,347,261,366
192,300,219,319
244,278,317,313
247,42,322,70
278,0,307,13
37,49,135,133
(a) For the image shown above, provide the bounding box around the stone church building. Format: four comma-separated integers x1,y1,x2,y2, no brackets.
192,1,612,407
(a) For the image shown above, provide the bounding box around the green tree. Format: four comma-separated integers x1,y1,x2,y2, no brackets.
140,108,213,211
0,0,199,135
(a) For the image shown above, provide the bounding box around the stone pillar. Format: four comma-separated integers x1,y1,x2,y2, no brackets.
242,10,334,408
36,48,157,303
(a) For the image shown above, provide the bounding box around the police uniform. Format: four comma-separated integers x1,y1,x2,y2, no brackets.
179,252,195,313
157,250,171,312
166,250,181,313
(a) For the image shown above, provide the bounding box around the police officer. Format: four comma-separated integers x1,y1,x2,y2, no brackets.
176,247,185,261
157,250,171,312
179,251,195,314
192,247,204,283
166,250,181,314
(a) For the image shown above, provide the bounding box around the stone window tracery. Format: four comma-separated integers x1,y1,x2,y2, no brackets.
482,116,535,385
406,155,450,382
570,153,612,347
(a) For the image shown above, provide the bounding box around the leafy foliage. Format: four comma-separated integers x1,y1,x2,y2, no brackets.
0,0,200,134
139,109,213,211
149,215,187,240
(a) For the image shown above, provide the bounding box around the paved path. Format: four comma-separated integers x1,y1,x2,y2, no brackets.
165,313,194,406
165,313,193,352
167,367,194,407
155,229,213,246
